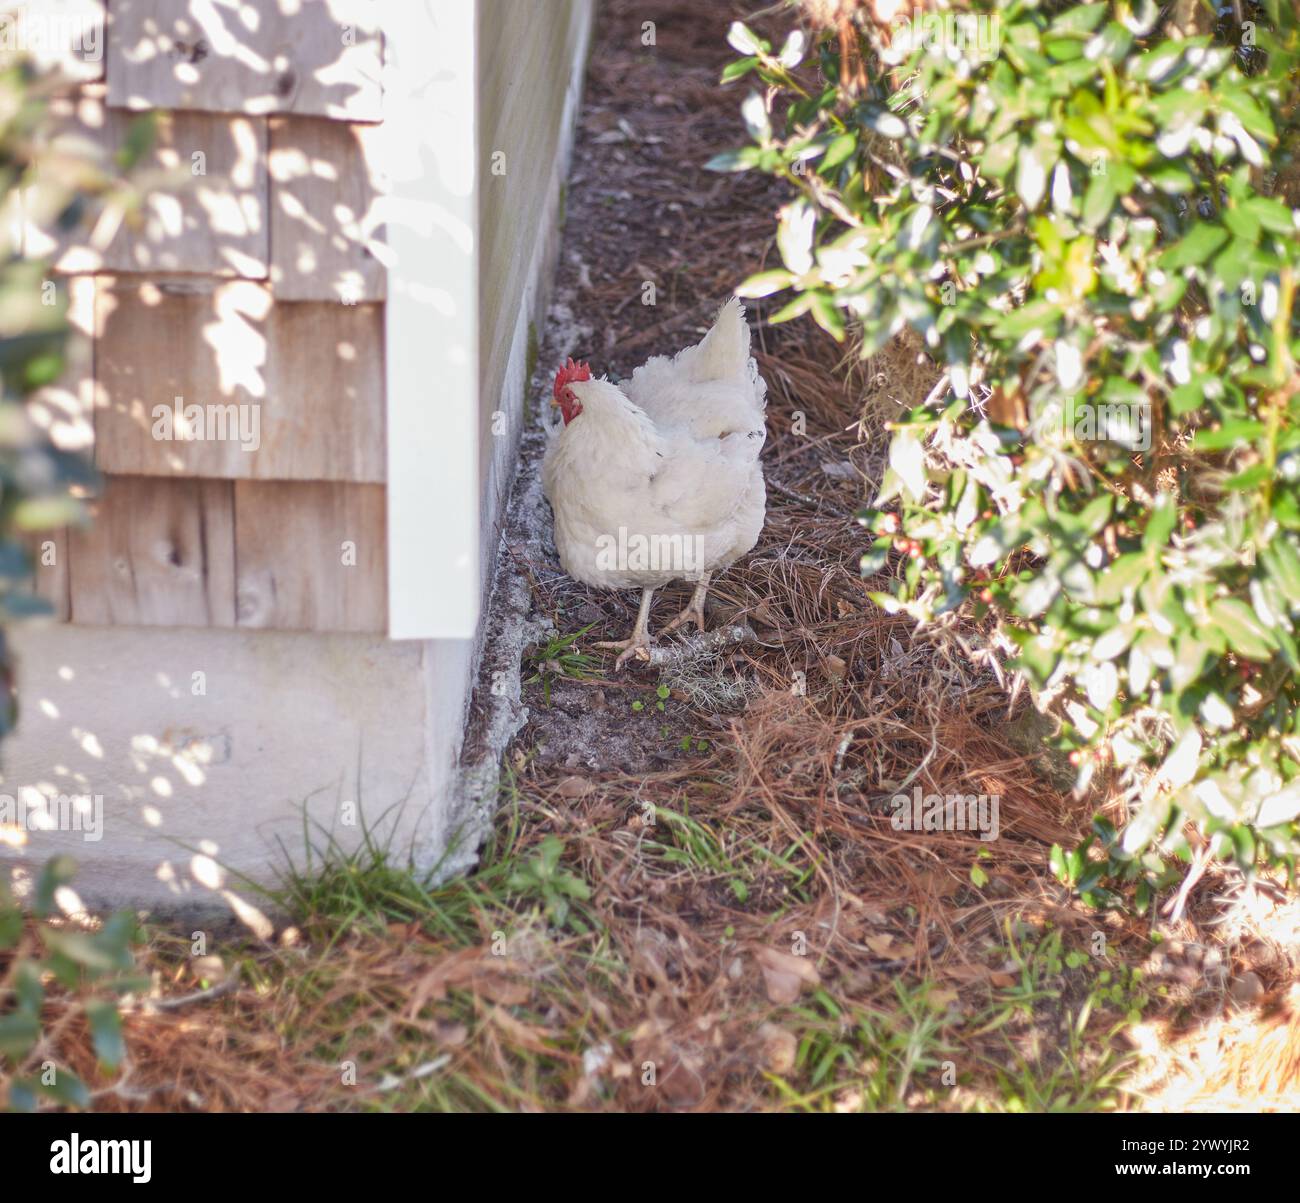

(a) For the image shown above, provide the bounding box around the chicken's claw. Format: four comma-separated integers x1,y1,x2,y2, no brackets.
662,601,706,636
594,634,654,672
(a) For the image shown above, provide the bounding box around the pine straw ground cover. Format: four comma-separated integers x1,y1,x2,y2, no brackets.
4,0,1300,1113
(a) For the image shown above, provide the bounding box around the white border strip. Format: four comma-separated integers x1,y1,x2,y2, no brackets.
381,0,479,639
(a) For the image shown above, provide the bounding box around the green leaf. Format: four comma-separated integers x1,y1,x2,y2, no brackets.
0,1013,40,1060
41,926,134,975
39,1066,90,1107
1167,381,1203,416
741,93,771,142
768,293,815,324
735,269,794,298
1262,538,1300,606
704,147,761,173
538,835,563,876
1208,598,1274,661
7,1079,38,1112
1244,197,1295,235
1219,88,1275,144
1094,553,1147,604
1223,463,1270,491
1081,169,1117,229
1050,3,1107,35
720,57,758,84
1085,22,1133,62
1192,421,1265,452
1143,494,1177,552
809,292,845,342
726,21,765,56
1158,224,1229,270
33,855,78,919
1049,843,1068,883
86,999,125,1070
1016,139,1053,211
821,132,857,171
12,496,86,530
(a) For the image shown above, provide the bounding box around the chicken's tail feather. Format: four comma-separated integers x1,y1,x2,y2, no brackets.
690,297,752,385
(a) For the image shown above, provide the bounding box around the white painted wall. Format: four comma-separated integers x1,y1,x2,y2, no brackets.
383,1,480,641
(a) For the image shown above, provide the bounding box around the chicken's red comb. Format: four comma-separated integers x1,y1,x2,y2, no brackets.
553,357,592,398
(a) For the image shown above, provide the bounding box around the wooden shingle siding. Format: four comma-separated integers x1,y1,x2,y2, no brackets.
15,0,595,637
29,93,269,277
259,299,385,480
93,276,268,478
233,481,386,632
107,0,383,122
269,116,386,302
93,277,384,481
62,476,386,633
68,475,237,627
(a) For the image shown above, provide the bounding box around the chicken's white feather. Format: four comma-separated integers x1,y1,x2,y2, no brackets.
542,299,767,594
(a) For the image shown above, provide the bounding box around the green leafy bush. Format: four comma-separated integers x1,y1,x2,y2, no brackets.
0,857,143,1110
716,1,1300,903
0,57,154,1109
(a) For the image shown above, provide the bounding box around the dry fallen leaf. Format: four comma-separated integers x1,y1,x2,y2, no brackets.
757,1022,798,1074
404,947,532,1016
486,1006,553,1054
986,383,1028,430
755,947,821,1003
190,954,227,983
435,1020,469,1047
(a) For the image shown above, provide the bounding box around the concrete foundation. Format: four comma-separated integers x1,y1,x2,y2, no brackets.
0,623,472,916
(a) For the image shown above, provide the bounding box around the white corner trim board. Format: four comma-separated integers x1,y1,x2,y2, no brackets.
381,1,479,640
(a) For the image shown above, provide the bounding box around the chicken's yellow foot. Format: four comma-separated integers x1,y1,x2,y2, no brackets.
594,587,656,672
662,573,711,636
594,631,654,671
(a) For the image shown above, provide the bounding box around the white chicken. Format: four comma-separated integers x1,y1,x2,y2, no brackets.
542,299,767,669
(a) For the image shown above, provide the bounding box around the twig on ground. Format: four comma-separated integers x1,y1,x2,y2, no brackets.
136,972,240,1013
767,478,852,517
373,1055,452,1094
643,624,756,667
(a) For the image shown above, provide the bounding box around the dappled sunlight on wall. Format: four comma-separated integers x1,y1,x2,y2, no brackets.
0,623,434,919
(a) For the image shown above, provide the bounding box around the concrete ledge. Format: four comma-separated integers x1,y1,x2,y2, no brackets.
0,623,438,916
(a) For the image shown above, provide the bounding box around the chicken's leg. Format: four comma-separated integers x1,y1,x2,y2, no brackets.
595,587,656,671
662,572,712,635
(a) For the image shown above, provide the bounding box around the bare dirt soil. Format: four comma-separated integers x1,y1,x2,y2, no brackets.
492,0,1300,1112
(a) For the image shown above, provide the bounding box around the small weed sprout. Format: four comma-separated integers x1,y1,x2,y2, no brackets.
524,624,598,705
